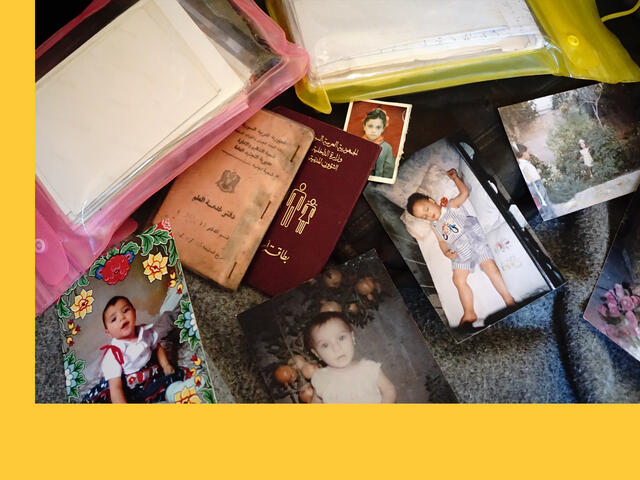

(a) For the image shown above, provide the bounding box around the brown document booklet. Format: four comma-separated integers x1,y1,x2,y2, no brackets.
153,109,314,289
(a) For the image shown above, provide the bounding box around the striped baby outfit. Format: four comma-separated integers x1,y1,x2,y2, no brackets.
433,206,494,271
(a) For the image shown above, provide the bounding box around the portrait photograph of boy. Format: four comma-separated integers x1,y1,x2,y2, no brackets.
584,191,640,362
364,137,564,342
343,99,412,184
56,222,215,403
499,83,640,220
238,251,457,403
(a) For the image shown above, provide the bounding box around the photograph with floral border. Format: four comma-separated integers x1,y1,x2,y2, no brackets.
55,221,215,403
584,191,640,361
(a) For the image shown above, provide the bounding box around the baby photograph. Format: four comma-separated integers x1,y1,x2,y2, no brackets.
343,99,412,184
57,222,214,403
498,82,640,220
364,137,564,342
238,250,457,403
584,191,640,362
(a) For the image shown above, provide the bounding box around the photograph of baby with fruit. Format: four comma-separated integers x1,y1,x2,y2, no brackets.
238,250,457,403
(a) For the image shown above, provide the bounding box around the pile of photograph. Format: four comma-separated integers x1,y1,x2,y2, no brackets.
34,0,640,406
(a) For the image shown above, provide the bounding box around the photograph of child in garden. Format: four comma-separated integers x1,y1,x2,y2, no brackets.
238,251,457,403
57,223,214,403
499,83,640,220
584,192,640,362
364,137,562,342
343,99,412,184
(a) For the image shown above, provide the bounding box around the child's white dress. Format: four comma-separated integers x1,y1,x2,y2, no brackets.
580,147,593,167
311,359,382,403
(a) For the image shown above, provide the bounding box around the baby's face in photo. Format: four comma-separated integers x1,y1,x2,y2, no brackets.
412,198,441,221
363,118,385,141
104,299,137,340
311,317,355,368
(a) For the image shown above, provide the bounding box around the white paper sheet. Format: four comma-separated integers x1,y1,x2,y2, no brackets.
36,0,246,223
285,0,544,82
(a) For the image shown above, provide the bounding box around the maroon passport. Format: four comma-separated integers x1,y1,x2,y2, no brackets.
244,107,380,295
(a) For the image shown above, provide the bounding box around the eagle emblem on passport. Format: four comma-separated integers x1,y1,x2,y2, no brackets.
216,170,240,193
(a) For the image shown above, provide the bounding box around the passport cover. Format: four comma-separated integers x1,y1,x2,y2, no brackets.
244,107,380,295
153,109,314,290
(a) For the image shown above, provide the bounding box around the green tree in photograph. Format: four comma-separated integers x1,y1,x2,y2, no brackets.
545,106,624,203
528,152,553,180
576,83,604,127
551,89,576,110
501,100,537,139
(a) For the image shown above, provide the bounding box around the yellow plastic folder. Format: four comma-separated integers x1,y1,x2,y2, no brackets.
267,0,640,113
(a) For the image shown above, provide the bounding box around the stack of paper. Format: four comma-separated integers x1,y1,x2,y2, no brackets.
36,0,246,224
283,0,544,85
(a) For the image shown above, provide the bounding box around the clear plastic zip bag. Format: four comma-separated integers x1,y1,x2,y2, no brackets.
267,0,640,113
35,0,309,314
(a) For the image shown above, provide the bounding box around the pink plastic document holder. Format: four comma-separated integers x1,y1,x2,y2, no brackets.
35,0,309,315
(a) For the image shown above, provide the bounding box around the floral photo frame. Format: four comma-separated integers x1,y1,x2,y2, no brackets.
57,221,215,403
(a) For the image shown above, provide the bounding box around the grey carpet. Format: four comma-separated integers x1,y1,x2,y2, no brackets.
33,0,640,404
35,195,640,403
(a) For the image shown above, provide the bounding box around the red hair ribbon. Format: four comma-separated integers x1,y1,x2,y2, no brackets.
100,345,124,365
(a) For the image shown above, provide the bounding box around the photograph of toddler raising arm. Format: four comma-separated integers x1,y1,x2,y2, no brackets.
364,137,564,342
406,169,515,331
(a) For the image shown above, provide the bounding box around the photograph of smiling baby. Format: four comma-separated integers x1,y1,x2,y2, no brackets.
57,223,214,403
364,137,564,342
344,99,412,184
238,250,457,403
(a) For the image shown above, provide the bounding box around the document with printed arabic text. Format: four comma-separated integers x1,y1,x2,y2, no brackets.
153,110,314,290
36,0,246,224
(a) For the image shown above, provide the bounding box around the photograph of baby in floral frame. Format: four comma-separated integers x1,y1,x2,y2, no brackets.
57,221,215,403
584,192,640,361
